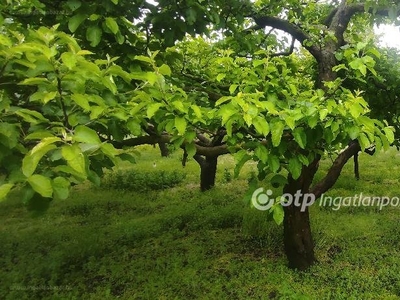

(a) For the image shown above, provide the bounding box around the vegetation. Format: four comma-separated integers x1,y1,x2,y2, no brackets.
2,147,400,299
1,0,400,272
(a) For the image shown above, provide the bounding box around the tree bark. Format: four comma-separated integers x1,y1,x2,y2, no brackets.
283,158,320,270
194,155,218,191
354,152,359,180
283,201,315,270
158,142,169,157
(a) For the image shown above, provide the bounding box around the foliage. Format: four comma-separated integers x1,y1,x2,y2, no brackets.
0,0,397,210
170,35,394,182
102,168,186,191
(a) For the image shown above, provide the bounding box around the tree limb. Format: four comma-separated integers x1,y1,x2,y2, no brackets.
249,15,320,58
111,134,230,156
270,36,296,58
310,141,361,198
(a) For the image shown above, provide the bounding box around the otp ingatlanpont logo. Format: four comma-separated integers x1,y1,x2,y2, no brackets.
251,188,275,211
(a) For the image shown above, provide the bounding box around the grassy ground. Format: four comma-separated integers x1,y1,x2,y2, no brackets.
1,146,400,299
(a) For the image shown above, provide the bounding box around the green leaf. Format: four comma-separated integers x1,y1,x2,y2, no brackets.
229,84,238,94
88,170,101,186
105,17,119,34
0,183,14,201
90,106,105,119
135,55,152,64
86,25,102,47
19,78,49,85
216,73,226,82
346,125,360,140
234,150,252,178
118,153,136,164
288,84,298,95
191,105,202,119
102,76,117,94
270,174,287,188
145,72,159,85
254,145,268,163
272,204,284,225
22,137,60,177
215,96,232,106
147,103,163,118
357,116,375,133
43,91,57,104
358,132,371,150
307,114,318,128
319,109,328,121
52,177,70,200
253,59,265,67
298,154,309,166
348,103,363,119
27,174,53,198
158,64,171,76
293,127,307,149
185,143,196,158
66,0,82,11
285,116,295,130
61,52,77,70
253,116,270,136
127,119,142,136
383,127,395,144
186,7,197,25
101,143,118,157
73,125,101,145
267,154,280,173
262,101,279,115
288,157,302,180
22,145,57,177
270,120,285,147
61,144,86,176
68,14,86,33
71,94,90,111
16,109,49,124
25,131,54,140
175,117,187,135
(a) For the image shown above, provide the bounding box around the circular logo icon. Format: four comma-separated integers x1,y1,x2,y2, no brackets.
251,188,274,211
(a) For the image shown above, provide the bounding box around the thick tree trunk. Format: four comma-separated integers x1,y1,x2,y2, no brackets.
283,202,315,270
282,158,320,270
200,156,218,191
158,142,169,157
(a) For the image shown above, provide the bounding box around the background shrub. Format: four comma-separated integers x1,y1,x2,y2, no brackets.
102,169,186,191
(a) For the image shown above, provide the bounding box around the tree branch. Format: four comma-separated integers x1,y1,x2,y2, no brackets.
270,36,296,58
328,2,400,46
310,141,361,198
249,15,320,58
111,134,230,156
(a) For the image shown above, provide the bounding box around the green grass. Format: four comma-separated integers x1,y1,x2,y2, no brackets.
2,146,400,299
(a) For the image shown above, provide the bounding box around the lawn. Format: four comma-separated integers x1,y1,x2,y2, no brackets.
1,146,400,299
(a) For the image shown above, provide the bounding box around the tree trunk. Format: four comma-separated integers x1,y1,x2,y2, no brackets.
200,156,218,191
158,142,169,157
283,201,315,270
282,158,320,270
354,152,359,180
194,155,218,191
